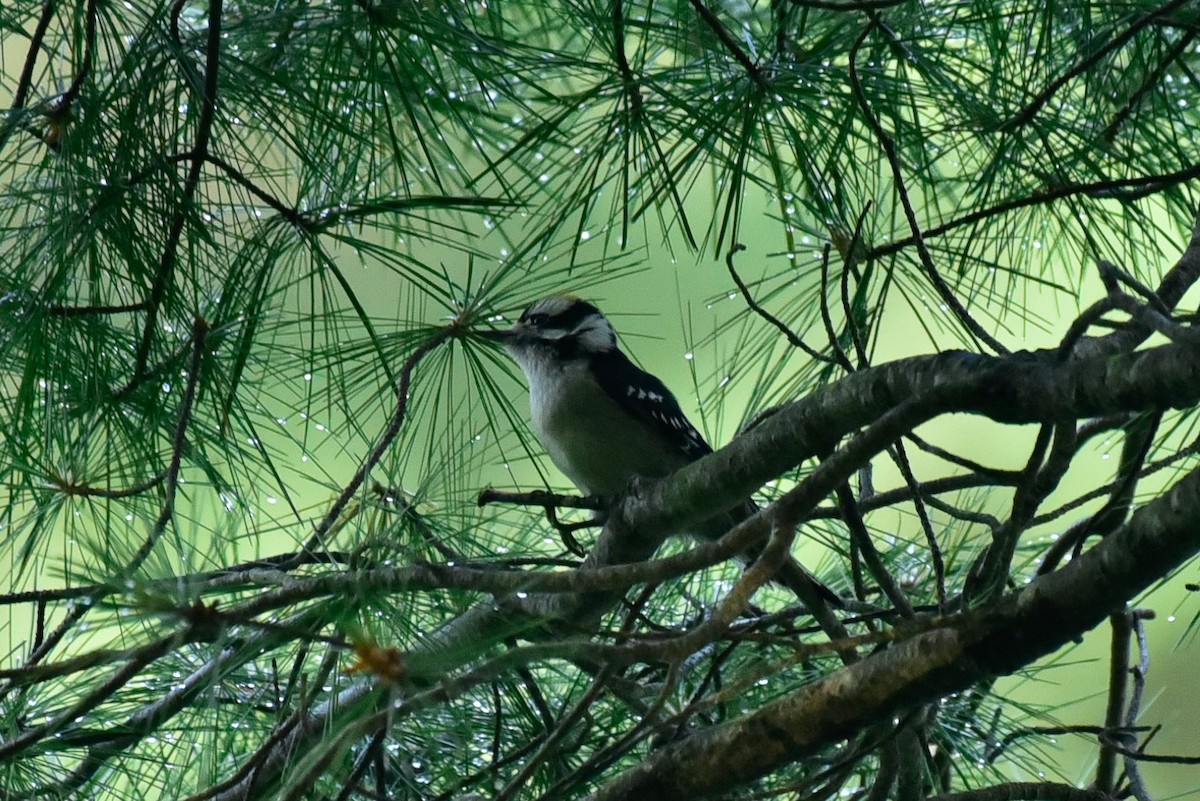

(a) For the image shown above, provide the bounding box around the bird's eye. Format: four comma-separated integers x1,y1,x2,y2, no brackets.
525,313,549,327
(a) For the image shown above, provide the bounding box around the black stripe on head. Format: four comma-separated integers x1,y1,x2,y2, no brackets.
551,298,602,330
519,296,600,329
518,295,617,355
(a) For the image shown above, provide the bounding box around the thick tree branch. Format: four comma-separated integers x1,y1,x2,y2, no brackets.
203,312,1200,800
929,784,1112,801
586,457,1200,800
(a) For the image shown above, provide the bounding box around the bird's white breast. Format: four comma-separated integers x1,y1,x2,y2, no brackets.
512,351,687,496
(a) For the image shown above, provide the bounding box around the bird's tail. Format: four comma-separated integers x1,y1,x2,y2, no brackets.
701,500,844,609
773,555,844,609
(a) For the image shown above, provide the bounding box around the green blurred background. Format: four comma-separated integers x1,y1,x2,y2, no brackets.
3,5,1198,795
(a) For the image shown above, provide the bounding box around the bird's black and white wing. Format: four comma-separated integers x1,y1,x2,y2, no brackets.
588,349,712,463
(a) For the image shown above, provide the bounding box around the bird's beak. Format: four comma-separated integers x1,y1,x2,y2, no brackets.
476,327,516,344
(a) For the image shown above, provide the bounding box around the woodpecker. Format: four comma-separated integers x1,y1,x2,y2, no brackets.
487,294,841,607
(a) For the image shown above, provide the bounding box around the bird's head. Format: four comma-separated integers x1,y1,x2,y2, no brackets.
482,295,617,357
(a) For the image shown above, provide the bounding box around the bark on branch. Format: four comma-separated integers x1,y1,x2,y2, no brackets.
585,455,1200,800
213,323,1200,800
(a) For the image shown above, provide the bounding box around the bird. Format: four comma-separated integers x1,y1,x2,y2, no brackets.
484,294,842,608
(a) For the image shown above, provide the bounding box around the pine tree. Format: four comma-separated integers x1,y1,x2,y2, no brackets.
1,1,1199,799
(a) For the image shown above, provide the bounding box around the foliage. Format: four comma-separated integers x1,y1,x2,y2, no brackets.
1,0,1199,799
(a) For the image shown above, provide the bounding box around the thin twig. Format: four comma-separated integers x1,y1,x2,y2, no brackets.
333,727,388,801
1099,737,1200,764
1097,260,1170,314
987,724,1150,764
369,481,460,562
967,420,1074,601
839,203,874,368
292,328,453,561
838,248,864,368
0,316,208,696
479,487,605,555
1096,612,1132,793
1119,610,1155,801
10,1,56,113
836,484,914,617
0,0,56,152
183,632,344,801
48,470,166,499
922,495,1001,533
533,663,682,801
45,301,150,317
1005,0,1191,130
1038,412,1160,575
134,0,224,376
889,442,946,611
478,488,606,512
201,153,305,227
0,550,353,608
818,242,855,372
493,666,613,801
686,0,761,79
0,632,183,761
726,244,833,363
868,165,1200,262
905,433,1021,483
848,18,1008,355
789,0,907,9
128,315,209,573
49,0,98,118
